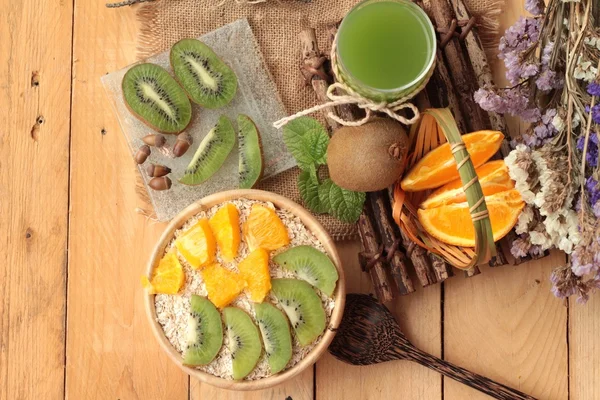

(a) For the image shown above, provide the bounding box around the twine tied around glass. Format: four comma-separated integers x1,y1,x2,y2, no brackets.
273,33,435,129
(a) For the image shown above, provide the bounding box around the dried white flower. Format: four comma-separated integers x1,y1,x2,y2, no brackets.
515,205,534,234
552,114,565,132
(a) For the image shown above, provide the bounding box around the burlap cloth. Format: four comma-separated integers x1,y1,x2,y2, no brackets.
136,0,503,240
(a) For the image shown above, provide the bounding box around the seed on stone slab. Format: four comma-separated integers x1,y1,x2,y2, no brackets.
142,134,166,147
135,145,151,164
149,176,172,191
173,132,193,157
146,164,171,177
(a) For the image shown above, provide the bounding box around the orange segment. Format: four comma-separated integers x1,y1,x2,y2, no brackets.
401,130,504,192
420,160,514,209
209,203,241,262
175,219,216,269
141,251,185,295
417,190,525,247
202,263,245,308
238,248,271,302
243,204,290,252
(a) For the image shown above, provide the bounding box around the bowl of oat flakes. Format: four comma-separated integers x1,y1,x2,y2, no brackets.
143,189,346,390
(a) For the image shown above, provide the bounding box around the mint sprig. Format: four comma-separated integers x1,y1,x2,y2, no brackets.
281,117,365,223
283,117,329,170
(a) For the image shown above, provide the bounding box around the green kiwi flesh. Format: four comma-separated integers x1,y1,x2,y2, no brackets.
222,307,262,380
238,114,263,189
270,279,326,346
182,295,223,366
179,115,236,186
170,39,238,109
122,63,192,134
273,246,339,296
254,302,292,374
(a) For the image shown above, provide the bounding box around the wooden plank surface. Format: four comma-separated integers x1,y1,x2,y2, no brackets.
570,296,600,399
3,0,599,399
65,3,189,399
0,0,72,399
316,241,442,400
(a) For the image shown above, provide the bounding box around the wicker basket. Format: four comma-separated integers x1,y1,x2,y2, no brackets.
392,108,497,270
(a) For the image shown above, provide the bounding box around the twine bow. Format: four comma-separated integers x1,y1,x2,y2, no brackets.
273,33,434,129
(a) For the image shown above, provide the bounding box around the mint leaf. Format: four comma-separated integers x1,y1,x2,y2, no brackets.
298,168,329,214
283,117,329,170
318,179,366,223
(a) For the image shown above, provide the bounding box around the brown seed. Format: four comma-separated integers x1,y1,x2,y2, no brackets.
173,132,193,157
135,145,151,164
148,176,172,191
142,134,166,147
146,164,171,178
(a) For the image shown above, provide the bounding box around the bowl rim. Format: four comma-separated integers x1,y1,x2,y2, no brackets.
144,189,346,391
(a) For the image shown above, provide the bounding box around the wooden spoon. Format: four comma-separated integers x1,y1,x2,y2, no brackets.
329,294,536,400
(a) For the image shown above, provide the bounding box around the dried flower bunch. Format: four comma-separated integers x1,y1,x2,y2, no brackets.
475,0,600,303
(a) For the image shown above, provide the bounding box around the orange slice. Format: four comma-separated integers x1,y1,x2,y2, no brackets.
417,190,525,247
202,263,245,308
141,251,185,295
175,219,216,269
420,160,514,209
401,130,504,192
238,248,271,302
209,203,241,262
243,204,290,252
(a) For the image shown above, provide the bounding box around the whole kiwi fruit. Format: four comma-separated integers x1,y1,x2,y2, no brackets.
326,118,409,192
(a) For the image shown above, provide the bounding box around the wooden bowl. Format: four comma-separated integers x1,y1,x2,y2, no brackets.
144,189,346,391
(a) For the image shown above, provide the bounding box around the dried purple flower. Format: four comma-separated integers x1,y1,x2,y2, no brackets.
523,109,558,147
499,17,541,85
525,0,544,15
587,82,600,97
577,135,598,167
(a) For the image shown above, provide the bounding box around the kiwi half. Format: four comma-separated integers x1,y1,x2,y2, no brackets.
171,39,238,109
271,279,326,346
182,295,223,366
122,63,192,134
238,114,263,189
254,302,293,374
222,307,262,380
179,115,236,186
273,246,339,296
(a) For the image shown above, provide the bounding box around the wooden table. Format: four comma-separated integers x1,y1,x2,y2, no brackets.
2,0,599,399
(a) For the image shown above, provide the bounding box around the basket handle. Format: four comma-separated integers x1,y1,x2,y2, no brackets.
423,108,496,268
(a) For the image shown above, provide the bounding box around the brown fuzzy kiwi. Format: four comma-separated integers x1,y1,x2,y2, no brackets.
326,118,409,192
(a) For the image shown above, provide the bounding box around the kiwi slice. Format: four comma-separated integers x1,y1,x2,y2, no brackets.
182,295,223,366
122,63,192,134
179,115,236,185
273,246,339,296
271,279,326,346
238,114,263,189
170,39,238,109
222,307,262,380
254,302,293,374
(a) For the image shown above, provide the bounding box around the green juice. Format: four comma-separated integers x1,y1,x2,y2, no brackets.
337,0,435,100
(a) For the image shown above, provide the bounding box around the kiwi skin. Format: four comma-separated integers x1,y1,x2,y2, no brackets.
238,114,264,189
326,118,409,192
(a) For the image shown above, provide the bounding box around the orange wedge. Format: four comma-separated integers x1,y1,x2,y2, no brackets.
238,248,271,302
141,251,185,295
175,219,217,269
417,190,525,247
420,160,514,209
209,203,241,262
401,130,504,192
202,263,245,308
243,204,290,252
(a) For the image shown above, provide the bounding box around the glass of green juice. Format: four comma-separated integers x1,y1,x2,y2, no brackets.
336,0,436,103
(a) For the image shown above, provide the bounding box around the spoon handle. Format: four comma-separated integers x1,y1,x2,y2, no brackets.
405,347,536,400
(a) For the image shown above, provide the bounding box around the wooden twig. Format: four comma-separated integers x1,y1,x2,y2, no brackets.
368,192,416,295
428,0,492,133
358,210,395,303
106,0,154,8
299,29,340,130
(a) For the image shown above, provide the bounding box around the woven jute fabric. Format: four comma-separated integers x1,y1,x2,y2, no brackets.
136,0,503,240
